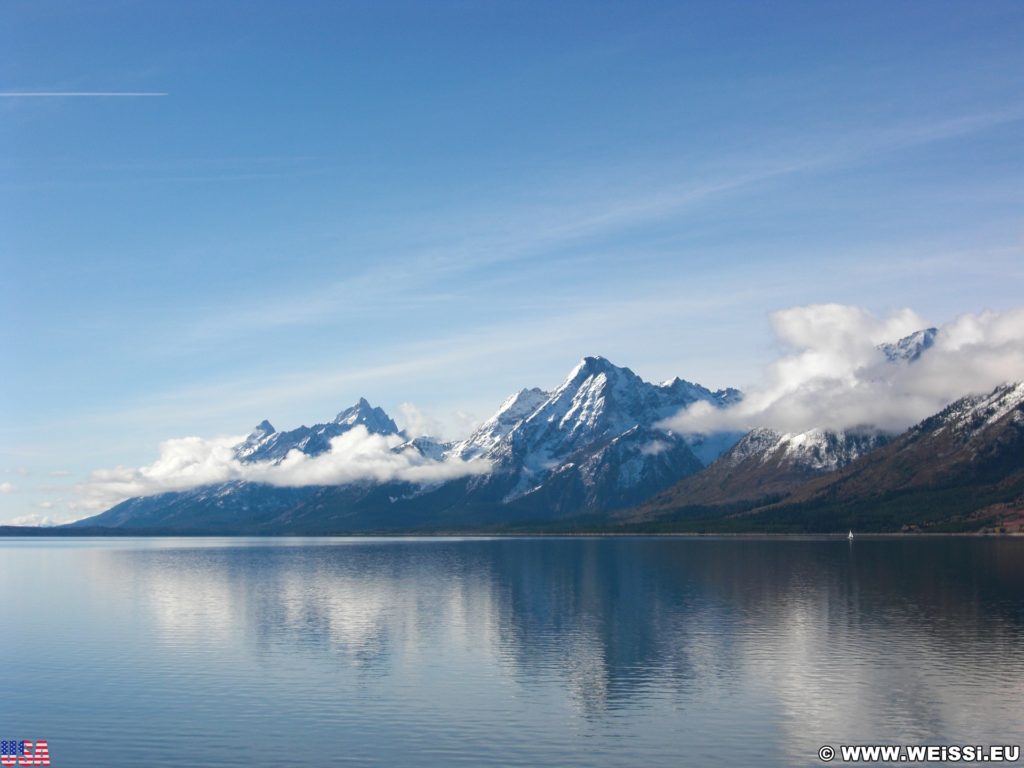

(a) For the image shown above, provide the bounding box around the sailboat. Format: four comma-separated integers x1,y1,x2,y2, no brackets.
847,530,854,540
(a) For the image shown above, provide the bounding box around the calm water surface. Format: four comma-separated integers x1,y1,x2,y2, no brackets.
2,536,1023,767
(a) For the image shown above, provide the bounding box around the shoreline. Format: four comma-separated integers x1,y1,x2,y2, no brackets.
2,529,1022,539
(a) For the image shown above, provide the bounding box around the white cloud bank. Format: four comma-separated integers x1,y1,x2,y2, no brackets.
75,426,489,515
664,304,1024,436
397,402,447,440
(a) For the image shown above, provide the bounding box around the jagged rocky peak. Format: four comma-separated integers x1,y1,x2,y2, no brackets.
714,387,744,405
572,355,628,377
235,424,276,461
233,399,402,464
564,356,655,400
516,357,664,456
540,356,735,431
724,428,784,465
251,419,276,437
234,419,278,461
453,355,742,472
879,327,938,362
454,354,745,462
454,388,551,460
556,356,651,400
335,397,400,435
660,376,742,405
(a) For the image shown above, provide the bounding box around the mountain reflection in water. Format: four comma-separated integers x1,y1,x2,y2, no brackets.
2,537,1023,767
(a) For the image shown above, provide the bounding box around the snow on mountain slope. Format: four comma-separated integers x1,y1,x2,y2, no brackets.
635,425,890,516
746,380,1024,530
522,357,736,455
449,356,740,507
455,357,737,463
525,426,706,513
725,428,888,472
928,381,1024,441
455,388,549,460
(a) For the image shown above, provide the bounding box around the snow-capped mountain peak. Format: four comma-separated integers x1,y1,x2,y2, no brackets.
80,357,749,530
532,358,646,440
723,427,785,466
564,355,623,380
334,397,400,434
453,357,742,500
234,399,400,464
517,359,658,458
248,419,276,438
879,327,938,362
928,381,1024,442
234,420,279,461
495,388,551,424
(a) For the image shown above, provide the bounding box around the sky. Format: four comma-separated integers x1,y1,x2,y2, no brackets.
2,1,1023,524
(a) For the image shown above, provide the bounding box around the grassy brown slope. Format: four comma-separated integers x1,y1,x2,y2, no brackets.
630,442,816,522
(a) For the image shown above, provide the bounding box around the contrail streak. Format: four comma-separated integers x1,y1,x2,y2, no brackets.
0,92,168,97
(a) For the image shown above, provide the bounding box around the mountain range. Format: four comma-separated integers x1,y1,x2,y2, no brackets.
72,357,740,533
64,334,1024,535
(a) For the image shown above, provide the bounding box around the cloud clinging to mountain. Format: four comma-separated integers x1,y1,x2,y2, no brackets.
663,304,1024,436
75,426,489,514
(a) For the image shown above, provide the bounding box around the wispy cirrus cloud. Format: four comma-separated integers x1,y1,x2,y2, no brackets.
163,106,1024,350
0,91,167,97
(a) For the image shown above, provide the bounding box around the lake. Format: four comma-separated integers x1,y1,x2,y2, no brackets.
2,536,1023,766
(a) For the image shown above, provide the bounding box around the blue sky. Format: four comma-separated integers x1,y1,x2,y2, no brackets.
2,1,1023,522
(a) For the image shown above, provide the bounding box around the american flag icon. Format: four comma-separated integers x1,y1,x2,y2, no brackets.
0,740,49,766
